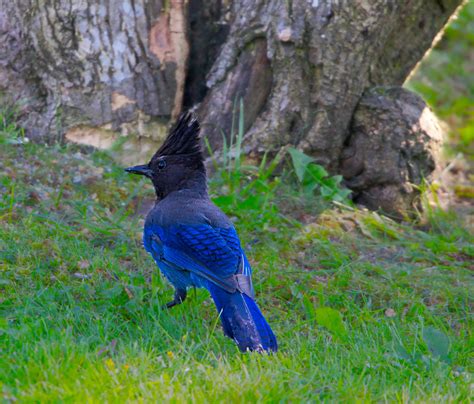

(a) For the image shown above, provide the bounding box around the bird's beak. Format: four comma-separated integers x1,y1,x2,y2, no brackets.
125,164,152,178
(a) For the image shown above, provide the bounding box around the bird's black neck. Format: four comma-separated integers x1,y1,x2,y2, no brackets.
155,171,208,200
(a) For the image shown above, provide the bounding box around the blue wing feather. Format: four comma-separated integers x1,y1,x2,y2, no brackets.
175,225,238,273
144,223,244,290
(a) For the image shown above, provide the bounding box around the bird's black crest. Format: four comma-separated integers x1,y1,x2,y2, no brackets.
152,112,202,160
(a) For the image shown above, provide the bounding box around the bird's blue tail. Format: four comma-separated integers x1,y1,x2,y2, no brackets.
207,284,277,352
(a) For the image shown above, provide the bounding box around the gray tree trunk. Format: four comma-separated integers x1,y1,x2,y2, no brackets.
199,0,460,169
1,0,193,150
0,0,463,216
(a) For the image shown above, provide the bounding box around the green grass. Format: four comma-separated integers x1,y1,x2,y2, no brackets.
407,1,474,158
1,132,473,402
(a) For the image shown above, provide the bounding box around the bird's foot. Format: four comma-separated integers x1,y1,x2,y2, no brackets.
163,288,187,309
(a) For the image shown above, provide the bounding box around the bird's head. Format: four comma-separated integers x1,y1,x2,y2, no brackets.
125,112,206,199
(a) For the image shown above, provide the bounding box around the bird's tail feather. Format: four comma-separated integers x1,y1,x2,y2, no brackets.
207,284,277,352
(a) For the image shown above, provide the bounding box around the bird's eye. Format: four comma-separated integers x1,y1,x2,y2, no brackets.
157,159,167,170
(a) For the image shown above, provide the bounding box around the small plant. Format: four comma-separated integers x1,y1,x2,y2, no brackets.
206,99,284,228
0,104,26,145
288,147,352,203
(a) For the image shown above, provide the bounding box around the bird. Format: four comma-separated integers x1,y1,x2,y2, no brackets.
125,112,277,352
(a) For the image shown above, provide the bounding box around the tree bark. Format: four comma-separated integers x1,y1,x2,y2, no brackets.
340,87,443,218
0,0,464,214
199,0,461,170
0,0,192,148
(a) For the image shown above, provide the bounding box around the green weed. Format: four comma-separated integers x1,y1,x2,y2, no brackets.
407,1,474,157
206,99,285,231
0,104,25,145
288,147,352,203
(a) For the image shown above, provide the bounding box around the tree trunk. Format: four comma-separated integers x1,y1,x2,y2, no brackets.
199,0,460,169
0,0,463,215
1,0,194,150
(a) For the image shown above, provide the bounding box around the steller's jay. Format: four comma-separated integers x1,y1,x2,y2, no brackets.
125,113,277,352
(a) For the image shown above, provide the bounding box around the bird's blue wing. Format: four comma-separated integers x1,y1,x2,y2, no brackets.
174,225,239,273
218,227,252,276
144,223,244,292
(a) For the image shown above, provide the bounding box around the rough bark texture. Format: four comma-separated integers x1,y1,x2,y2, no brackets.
183,0,230,107
199,0,460,171
0,0,190,153
340,87,443,218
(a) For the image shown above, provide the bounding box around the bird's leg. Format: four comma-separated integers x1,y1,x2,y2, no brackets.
164,288,187,309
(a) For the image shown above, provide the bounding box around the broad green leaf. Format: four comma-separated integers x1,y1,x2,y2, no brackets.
323,176,341,188
302,295,316,322
392,342,412,362
315,306,348,341
423,326,450,362
101,284,124,299
288,147,314,182
212,195,235,208
320,186,335,198
0,317,8,330
239,195,262,210
304,163,328,184
303,182,318,194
